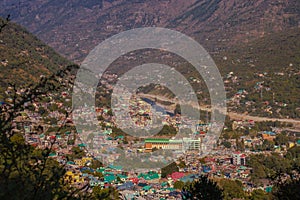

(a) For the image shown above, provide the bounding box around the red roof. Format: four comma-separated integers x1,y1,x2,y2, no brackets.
129,178,139,184
169,172,185,181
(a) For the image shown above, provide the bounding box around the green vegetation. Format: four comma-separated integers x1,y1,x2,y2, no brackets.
219,179,245,200
139,28,300,119
173,180,185,190
157,125,177,136
0,17,71,99
182,175,223,200
247,148,300,184
92,186,119,200
216,28,300,118
273,178,300,200
161,162,179,178
250,189,272,200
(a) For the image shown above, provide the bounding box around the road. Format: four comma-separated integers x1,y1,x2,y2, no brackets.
137,93,300,128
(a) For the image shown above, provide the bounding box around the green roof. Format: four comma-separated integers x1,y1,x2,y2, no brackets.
143,185,152,191
103,130,111,135
78,143,86,147
138,172,159,180
49,152,56,157
161,182,168,187
164,188,175,191
297,140,300,144
117,174,128,179
266,186,273,193
109,165,122,171
144,138,170,143
115,135,124,139
104,175,116,183
96,168,105,173
103,171,114,175
239,166,247,170
65,131,71,135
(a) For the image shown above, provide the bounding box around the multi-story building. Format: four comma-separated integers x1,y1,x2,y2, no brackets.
231,152,246,166
144,138,202,152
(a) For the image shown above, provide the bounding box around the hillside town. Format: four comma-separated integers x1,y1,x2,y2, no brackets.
1,1,300,198
4,70,300,199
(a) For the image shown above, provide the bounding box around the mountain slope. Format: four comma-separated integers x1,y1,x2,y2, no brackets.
1,0,299,62
215,27,300,74
140,28,300,118
0,17,71,97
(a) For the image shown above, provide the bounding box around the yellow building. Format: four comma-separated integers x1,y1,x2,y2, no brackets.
64,171,84,184
288,142,295,149
74,157,93,166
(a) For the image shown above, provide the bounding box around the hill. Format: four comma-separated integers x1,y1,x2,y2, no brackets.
1,0,299,62
214,28,300,118
0,17,71,98
139,28,300,118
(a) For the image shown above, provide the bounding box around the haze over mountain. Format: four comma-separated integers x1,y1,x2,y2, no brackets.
1,0,299,62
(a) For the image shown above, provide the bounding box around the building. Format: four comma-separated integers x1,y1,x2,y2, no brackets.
261,131,276,141
231,152,246,166
74,157,93,166
64,171,85,184
144,138,202,152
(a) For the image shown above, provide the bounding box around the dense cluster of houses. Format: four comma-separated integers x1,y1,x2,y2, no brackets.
5,72,300,199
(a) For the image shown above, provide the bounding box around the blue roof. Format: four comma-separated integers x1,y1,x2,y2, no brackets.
202,166,211,173
80,167,94,173
180,174,198,183
117,182,134,190
264,131,276,136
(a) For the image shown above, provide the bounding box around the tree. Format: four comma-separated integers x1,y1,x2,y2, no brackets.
262,140,275,151
157,125,177,136
236,138,245,151
222,141,232,149
286,146,300,171
0,18,93,199
219,179,246,200
90,159,103,169
174,104,181,114
0,63,89,199
0,15,10,33
275,133,289,146
92,186,119,200
250,189,272,200
178,160,186,168
273,178,300,200
68,146,86,160
182,176,223,200
161,162,179,178
94,171,104,178
222,132,230,140
174,180,185,190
